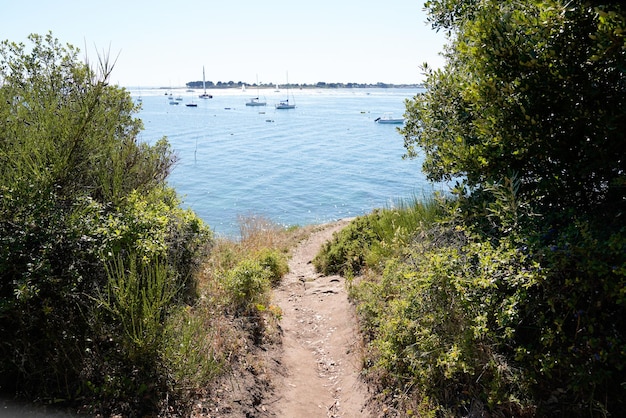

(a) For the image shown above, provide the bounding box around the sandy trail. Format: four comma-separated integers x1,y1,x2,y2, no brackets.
270,219,371,417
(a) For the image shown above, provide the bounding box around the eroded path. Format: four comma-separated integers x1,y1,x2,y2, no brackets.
269,219,371,417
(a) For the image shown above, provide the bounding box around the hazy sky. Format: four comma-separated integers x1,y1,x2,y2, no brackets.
2,0,448,87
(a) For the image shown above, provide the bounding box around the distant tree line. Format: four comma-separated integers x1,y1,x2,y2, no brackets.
184,80,423,89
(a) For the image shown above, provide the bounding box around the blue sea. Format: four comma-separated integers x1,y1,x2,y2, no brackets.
133,87,445,238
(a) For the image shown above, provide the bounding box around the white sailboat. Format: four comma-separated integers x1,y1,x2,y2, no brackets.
246,97,266,106
245,74,266,106
275,72,296,109
275,99,295,109
199,66,213,99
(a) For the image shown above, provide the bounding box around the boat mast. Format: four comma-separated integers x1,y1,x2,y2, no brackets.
203,66,206,95
199,66,212,99
284,71,294,104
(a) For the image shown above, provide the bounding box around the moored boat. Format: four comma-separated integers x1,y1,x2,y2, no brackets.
275,99,295,109
375,113,404,124
246,97,266,106
245,75,266,106
199,66,213,99
275,72,296,109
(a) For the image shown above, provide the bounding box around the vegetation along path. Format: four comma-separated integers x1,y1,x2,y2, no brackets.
269,219,371,417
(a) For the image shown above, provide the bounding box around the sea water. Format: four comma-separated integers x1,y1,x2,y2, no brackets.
135,87,444,238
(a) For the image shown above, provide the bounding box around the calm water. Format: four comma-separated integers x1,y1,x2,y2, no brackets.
135,87,443,238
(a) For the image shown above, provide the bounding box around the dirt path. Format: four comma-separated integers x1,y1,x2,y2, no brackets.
269,219,371,417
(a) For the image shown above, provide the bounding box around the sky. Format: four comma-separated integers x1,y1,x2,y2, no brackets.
2,0,448,88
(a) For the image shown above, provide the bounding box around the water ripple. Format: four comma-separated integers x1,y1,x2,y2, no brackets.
138,88,442,237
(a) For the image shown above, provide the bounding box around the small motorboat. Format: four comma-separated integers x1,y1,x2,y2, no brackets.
375,113,404,124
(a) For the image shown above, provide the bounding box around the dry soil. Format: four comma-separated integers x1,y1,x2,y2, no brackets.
268,219,372,417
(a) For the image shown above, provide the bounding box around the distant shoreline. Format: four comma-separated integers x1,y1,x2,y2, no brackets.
179,81,424,90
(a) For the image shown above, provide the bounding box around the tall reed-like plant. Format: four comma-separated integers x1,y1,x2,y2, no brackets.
100,253,178,360
314,197,447,276
367,196,447,266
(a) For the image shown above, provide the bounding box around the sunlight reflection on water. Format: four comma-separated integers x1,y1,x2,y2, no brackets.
136,88,446,238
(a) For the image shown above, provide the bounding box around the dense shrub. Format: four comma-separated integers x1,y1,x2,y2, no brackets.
256,248,290,286
223,249,289,313
314,198,445,276
224,259,272,313
391,0,626,414
517,219,626,414
403,1,626,215
320,189,625,415
0,33,212,414
313,213,380,276
352,225,539,416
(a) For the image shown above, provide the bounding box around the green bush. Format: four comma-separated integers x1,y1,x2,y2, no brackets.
0,33,213,414
314,198,445,276
327,185,625,415
99,254,178,361
313,213,379,276
516,219,626,414
92,187,212,300
223,259,272,313
402,1,626,215
221,248,289,315
256,248,289,285
351,223,538,416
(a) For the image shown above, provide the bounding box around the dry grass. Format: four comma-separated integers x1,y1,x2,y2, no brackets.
173,215,321,414
198,215,312,284
237,214,313,254
192,214,319,361
166,216,348,415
